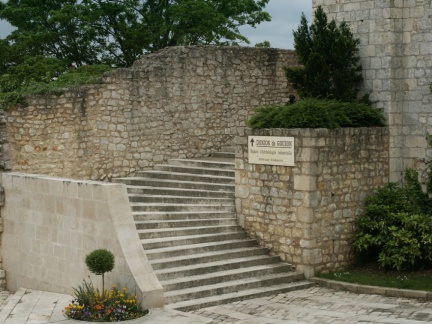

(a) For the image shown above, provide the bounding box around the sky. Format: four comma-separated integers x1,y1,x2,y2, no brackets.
0,0,313,50
240,0,312,49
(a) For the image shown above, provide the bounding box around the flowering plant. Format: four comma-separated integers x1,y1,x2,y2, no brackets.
64,280,148,322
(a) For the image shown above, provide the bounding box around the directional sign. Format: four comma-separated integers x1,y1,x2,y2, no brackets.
248,136,295,166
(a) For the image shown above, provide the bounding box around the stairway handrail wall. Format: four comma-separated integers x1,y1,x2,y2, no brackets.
0,172,164,309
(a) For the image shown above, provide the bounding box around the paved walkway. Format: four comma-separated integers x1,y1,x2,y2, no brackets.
0,288,211,324
191,287,432,323
2,284,432,323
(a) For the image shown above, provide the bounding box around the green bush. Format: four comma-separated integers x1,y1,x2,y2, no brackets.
353,169,432,270
247,98,385,129
0,64,112,108
65,280,147,322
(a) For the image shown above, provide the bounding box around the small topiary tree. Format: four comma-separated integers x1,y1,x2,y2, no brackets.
85,249,115,294
285,6,363,102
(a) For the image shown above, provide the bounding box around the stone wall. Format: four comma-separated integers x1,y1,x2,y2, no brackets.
0,111,11,173
313,0,432,182
4,46,298,180
235,128,389,277
0,173,163,309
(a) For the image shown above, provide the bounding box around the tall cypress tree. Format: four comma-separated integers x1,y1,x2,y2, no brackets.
286,6,363,102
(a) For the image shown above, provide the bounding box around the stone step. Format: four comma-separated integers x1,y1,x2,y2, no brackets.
137,225,241,239
168,159,234,170
113,149,312,311
133,211,235,221
165,281,315,311
220,146,235,153
154,255,283,280
147,244,267,265
130,203,235,212
164,272,307,304
135,218,238,230
141,232,247,250
161,263,294,292
127,186,233,198
115,178,234,191
128,194,234,205
134,170,234,184
209,151,235,159
150,165,234,177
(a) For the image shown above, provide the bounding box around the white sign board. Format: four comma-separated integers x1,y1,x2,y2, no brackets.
248,136,295,166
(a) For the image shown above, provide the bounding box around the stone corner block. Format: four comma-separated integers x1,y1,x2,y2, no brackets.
297,207,314,224
293,174,317,191
297,148,319,162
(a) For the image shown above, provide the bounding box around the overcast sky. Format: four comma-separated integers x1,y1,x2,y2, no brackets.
240,0,312,49
0,0,312,50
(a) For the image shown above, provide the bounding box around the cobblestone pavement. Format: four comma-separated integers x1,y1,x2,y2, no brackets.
3,286,432,323
191,287,432,323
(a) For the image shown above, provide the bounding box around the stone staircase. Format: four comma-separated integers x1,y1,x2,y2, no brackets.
113,146,314,311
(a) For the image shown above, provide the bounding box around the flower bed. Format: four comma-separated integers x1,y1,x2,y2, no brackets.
64,280,148,322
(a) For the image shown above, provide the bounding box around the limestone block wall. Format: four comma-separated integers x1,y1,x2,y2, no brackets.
4,46,298,180
313,0,432,182
235,128,389,276
0,111,11,172
0,173,163,309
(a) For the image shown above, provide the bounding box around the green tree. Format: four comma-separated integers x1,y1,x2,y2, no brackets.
285,6,363,102
0,39,15,76
79,0,271,66
0,56,67,93
0,0,271,68
255,41,271,48
0,0,100,66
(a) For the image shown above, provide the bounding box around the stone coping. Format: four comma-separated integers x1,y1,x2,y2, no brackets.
311,277,432,300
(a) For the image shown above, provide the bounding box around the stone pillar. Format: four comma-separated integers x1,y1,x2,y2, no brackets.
292,137,323,278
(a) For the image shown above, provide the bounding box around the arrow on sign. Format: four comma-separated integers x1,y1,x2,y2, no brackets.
250,138,254,147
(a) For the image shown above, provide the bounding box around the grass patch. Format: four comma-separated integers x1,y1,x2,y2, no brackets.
317,267,432,291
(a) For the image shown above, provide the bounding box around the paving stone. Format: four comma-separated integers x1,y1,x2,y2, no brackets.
190,287,432,323
4,286,432,323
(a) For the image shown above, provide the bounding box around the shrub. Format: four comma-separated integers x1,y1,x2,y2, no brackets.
64,280,147,322
0,64,112,108
85,249,115,293
285,6,363,102
353,169,432,270
247,98,385,129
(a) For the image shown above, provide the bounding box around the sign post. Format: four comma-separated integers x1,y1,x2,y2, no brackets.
248,136,295,166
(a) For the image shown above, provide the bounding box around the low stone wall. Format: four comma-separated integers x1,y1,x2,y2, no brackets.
235,127,389,277
0,173,163,309
4,46,298,180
